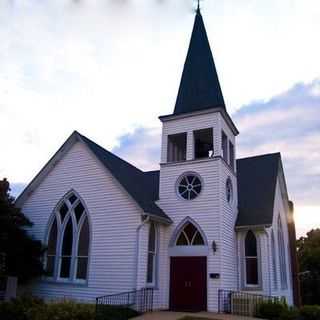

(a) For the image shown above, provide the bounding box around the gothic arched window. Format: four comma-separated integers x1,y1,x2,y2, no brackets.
245,230,258,286
176,222,205,246
46,192,90,282
146,222,157,285
278,216,288,289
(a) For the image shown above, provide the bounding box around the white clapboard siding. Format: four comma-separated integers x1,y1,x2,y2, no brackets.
219,160,238,291
156,111,239,312
20,141,143,301
270,177,294,304
158,159,221,311
161,112,220,163
235,174,294,306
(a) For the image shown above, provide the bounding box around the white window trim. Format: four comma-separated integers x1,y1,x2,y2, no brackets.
242,230,262,290
175,172,203,201
146,223,158,288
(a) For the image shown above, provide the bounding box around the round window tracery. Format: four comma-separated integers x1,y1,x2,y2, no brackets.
177,173,202,200
226,177,233,203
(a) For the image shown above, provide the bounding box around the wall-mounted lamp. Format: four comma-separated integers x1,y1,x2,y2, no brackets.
212,241,217,253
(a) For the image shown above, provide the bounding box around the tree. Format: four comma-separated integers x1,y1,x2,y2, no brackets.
297,228,320,305
0,178,44,283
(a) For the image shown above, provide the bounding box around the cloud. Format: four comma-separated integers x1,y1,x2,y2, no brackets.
1,1,320,234
9,183,27,198
113,80,320,206
234,80,320,206
111,80,320,236
112,127,161,171
1,0,320,185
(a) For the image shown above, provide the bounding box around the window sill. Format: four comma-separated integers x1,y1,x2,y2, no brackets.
41,277,88,287
242,285,262,291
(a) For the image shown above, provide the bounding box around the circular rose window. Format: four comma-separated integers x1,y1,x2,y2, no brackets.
177,173,202,200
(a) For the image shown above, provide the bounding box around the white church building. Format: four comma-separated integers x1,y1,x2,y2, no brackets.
17,8,297,312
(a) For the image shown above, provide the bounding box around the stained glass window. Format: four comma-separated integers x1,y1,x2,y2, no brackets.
176,222,205,246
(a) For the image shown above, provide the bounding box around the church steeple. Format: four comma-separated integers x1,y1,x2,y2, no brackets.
174,9,225,115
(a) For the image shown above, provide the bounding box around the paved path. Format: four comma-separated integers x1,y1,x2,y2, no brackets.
133,311,261,320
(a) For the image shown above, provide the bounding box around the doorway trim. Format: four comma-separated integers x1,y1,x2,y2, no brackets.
169,256,207,311
169,217,209,311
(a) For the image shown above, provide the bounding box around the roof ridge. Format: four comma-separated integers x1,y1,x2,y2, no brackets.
144,170,160,174
77,132,144,174
237,152,281,161
76,132,171,223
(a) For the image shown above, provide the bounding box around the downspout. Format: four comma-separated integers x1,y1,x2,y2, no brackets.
134,215,150,290
264,228,272,296
235,231,240,291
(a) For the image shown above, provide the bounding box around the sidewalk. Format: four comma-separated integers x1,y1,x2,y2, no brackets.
133,311,261,320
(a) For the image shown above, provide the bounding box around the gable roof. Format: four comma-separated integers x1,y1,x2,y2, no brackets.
78,133,170,223
173,9,225,115
16,131,283,228
132,152,282,228
16,131,171,224
236,152,281,227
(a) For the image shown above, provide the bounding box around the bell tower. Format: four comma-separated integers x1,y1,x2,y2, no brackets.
157,7,240,311
159,7,238,165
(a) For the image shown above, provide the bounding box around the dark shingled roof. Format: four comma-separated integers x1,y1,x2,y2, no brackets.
81,132,280,227
173,9,225,115
78,133,171,223
236,153,281,227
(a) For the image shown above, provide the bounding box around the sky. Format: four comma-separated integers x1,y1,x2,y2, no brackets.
1,0,319,237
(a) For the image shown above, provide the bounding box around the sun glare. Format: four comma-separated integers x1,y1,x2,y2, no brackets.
294,206,320,238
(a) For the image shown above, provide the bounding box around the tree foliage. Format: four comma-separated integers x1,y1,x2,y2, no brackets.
0,178,44,283
297,228,320,305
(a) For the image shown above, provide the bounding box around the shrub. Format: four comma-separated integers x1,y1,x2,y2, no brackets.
280,307,300,320
0,296,141,320
300,305,320,320
45,300,95,320
256,300,287,320
0,295,46,320
0,296,95,320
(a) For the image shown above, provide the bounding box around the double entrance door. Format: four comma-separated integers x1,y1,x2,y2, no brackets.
169,256,207,312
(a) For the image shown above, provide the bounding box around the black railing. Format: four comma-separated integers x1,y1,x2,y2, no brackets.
218,289,279,316
96,288,154,320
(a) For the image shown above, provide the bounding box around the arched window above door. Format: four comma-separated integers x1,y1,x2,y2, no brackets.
176,222,205,246
46,191,90,282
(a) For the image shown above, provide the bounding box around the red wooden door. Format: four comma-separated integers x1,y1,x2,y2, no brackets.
169,256,207,311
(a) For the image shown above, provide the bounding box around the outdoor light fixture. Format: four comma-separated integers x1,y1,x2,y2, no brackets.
212,240,217,253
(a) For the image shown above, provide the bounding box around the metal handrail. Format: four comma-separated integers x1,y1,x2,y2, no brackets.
218,289,280,316
96,287,154,319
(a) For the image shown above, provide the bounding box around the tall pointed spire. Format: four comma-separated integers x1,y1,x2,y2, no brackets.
173,9,225,115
